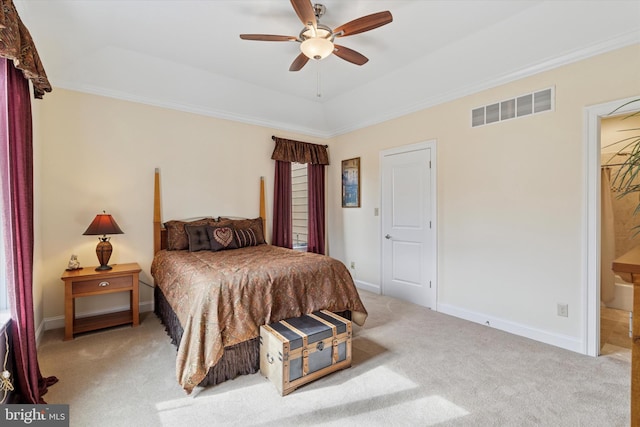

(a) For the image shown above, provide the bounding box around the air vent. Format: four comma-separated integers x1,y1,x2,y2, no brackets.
472,87,554,127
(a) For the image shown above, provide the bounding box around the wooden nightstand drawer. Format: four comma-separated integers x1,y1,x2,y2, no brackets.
73,275,132,295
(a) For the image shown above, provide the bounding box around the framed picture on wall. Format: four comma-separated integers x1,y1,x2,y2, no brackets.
342,157,361,208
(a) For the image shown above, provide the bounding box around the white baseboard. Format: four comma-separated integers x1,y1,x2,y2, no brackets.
37,300,155,345
354,280,380,294
35,320,45,347
437,303,584,354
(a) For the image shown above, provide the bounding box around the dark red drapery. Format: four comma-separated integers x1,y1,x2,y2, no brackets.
272,160,292,248
307,163,325,255
271,137,327,252
1,57,57,403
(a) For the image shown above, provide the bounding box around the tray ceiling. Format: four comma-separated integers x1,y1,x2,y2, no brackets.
14,0,640,137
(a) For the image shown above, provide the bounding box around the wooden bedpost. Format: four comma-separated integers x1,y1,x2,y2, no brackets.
154,168,162,255
260,176,266,239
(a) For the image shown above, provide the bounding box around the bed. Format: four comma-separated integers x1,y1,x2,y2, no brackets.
150,170,368,393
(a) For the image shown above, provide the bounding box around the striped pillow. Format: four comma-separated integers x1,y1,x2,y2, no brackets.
234,228,259,248
218,217,266,245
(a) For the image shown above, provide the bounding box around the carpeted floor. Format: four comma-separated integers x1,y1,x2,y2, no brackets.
37,290,631,426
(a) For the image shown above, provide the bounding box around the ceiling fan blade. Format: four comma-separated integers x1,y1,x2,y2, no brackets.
333,45,369,66
289,53,310,71
240,34,297,42
290,0,317,28
334,11,393,37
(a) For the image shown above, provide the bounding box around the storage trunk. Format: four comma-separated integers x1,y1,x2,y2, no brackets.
260,310,352,395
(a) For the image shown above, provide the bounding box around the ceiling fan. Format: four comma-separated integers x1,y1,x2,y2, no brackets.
239,0,393,72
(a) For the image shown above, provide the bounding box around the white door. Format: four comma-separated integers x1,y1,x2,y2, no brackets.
381,141,436,308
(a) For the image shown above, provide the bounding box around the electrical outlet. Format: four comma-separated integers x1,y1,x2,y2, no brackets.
350,261,355,269
557,303,568,317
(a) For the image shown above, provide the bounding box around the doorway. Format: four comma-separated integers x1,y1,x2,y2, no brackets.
380,140,437,308
599,115,638,357
585,96,639,357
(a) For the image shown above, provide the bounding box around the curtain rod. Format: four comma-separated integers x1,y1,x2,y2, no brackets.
271,135,328,148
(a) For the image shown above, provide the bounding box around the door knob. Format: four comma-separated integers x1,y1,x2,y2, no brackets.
385,234,392,239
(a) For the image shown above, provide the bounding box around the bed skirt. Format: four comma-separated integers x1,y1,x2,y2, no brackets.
154,285,260,387
154,285,353,388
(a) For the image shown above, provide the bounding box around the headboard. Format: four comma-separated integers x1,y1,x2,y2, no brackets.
153,168,266,255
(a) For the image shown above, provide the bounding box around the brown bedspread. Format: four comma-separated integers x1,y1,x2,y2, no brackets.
150,244,367,393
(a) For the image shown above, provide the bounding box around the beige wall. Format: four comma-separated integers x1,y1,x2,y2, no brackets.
327,45,640,348
32,91,325,329
32,44,640,352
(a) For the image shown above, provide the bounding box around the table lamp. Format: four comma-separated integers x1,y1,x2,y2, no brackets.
83,211,124,271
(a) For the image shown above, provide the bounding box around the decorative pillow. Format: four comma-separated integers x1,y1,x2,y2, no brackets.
218,217,266,246
185,225,211,252
164,218,214,250
234,227,259,248
207,226,238,251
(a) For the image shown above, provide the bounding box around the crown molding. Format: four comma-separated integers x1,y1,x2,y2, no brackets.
50,81,334,139
51,33,638,140
326,32,640,137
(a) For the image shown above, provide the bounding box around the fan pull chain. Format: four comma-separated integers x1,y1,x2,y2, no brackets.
316,62,322,98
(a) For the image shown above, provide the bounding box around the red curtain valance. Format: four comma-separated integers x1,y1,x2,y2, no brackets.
271,137,329,165
0,0,51,98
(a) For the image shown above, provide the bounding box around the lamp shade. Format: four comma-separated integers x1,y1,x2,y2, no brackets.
83,213,124,236
83,212,124,271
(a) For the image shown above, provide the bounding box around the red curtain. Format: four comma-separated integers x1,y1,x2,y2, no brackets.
272,160,292,248
307,164,325,254
1,57,57,403
271,137,328,252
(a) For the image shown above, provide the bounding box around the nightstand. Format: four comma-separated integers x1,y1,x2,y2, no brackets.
61,262,141,340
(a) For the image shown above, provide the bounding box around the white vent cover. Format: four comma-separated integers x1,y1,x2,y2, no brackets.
472,87,554,127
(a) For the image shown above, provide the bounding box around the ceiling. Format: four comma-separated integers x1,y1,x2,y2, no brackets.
14,1,640,138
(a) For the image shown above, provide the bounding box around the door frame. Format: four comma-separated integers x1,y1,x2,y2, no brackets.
379,140,438,309
584,96,639,357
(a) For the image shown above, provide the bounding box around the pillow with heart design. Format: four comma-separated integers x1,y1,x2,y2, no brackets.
207,226,238,252
217,217,266,245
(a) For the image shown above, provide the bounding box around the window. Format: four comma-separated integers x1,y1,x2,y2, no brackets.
291,163,308,251
271,138,327,254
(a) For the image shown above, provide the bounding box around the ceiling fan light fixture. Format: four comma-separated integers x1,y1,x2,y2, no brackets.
239,3,393,71
300,37,334,60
